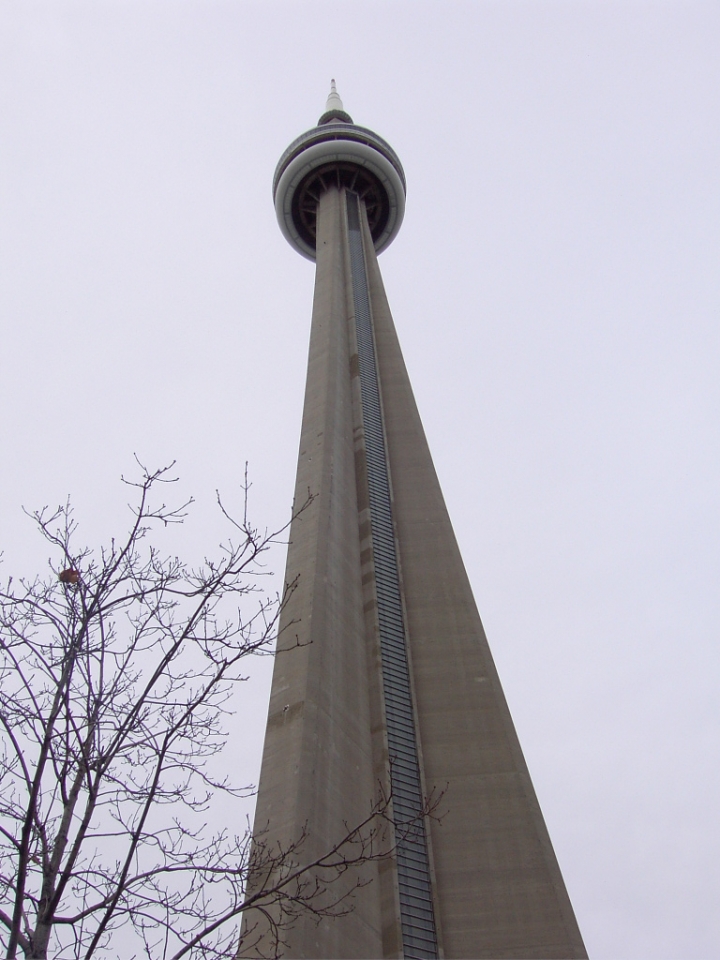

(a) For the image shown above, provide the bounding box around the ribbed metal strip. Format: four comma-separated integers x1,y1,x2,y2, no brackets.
346,191,439,960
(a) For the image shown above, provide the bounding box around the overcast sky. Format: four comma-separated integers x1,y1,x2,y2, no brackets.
1,2,719,957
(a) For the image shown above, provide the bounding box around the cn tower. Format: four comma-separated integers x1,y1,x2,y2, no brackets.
243,83,586,960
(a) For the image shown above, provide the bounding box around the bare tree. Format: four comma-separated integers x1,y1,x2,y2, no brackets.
0,465,439,959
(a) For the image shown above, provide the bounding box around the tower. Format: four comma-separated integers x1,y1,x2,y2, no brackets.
244,84,586,960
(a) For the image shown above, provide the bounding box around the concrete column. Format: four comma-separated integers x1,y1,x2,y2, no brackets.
361,212,587,959
242,188,383,959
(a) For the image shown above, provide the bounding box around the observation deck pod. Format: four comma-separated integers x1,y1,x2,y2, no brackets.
273,87,406,261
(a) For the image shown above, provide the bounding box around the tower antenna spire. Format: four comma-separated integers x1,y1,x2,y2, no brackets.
326,78,343,113
318,78,353,125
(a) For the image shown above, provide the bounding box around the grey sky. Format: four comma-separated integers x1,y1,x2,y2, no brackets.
1,2,719,957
